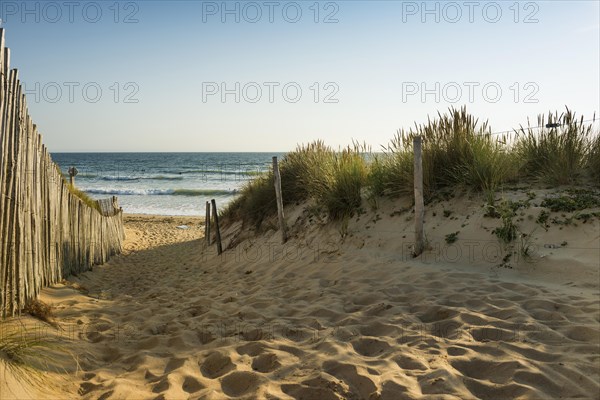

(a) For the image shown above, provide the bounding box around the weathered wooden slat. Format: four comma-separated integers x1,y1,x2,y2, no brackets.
211,199,223,255
273,156,287,244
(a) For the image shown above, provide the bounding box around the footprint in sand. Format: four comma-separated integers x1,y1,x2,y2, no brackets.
152,377,170,393
352,337,392,357
379,380,416,400
322,360,377,399
393,354,428,371
359,322,398,337
251,353,281,373
181,376,205,394
200,352,235,379
164,357,186,373
144,370,163,383
237,341,268,357
414,305,458,323
220,371,262,397
446,346,470,357
417,369,469,395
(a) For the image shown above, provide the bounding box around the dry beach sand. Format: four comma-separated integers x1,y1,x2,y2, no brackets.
2,191,599,399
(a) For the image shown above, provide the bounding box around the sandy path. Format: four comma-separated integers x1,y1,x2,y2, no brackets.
29,211,600,399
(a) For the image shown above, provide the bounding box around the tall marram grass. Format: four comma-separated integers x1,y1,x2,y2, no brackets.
222,142,368,227
305,144,369,219
223,107,599,228
515,109,597,184
589,134,600,182
371,107,517,199
221,173,276,229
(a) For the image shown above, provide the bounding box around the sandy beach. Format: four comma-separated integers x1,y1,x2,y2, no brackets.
2,190,599,400
1,3,599,398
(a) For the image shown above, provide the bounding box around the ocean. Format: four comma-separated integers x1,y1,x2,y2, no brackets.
51,153,281,216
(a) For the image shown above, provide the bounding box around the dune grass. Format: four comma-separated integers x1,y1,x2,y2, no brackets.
586,130,600,182
223,141,369,227
0,320,64,391
223,173,276,229
66,183,102,213
223,107,599,229
515,110,597,184
370,107,517,199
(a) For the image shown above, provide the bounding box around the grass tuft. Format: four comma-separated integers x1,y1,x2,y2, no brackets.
588,132,600,182
23,299,57,328
0,320,63,391
67,183,102,212
223,141,368,227
369,106,518,199
515,109,596,184
223,107,599,231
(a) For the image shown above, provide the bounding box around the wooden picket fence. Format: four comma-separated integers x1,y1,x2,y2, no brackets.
0,28,125,317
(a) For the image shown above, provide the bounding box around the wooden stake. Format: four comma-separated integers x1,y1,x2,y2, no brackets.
211,199,222,255
272,156,287,244
205,201,211,246
413,136,425,256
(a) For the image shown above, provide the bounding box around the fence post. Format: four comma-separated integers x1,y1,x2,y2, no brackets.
211,199,222,255
205,201,211,246
413,136,425,256
272,156,287,244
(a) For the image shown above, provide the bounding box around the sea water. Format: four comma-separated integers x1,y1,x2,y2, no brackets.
52,153,281,216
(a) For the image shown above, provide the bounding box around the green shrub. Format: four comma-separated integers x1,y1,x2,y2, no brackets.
445,231,459,244
540,190,600,212
493,201,518,243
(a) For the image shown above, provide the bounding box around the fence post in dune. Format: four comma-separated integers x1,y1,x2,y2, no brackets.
272,156,287,244
205,201,211,246
413,136,425,257
211,199,222,255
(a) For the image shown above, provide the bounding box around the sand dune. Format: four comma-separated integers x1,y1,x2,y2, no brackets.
2,190,599,399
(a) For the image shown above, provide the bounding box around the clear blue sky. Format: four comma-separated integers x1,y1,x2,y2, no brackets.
1,0,598,152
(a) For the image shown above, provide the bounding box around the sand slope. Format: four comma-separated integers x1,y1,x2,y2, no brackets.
6,191,600,399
